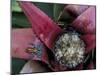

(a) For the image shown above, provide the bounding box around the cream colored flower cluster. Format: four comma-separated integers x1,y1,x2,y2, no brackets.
54,32,85,68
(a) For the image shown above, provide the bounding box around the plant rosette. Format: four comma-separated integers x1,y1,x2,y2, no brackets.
13,1,96,71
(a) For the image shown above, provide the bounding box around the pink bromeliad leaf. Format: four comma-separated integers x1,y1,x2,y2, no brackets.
64,4,89,16
12,28,50,65
12,2,96,71
12,28,33,59
71,6,96,34
11,28,64,71
18,1,63,49
58,5,90,28
80,34,96,54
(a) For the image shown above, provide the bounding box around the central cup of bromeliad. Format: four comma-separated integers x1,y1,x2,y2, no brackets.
54,31,85,68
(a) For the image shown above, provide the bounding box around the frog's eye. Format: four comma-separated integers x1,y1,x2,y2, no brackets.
26,47,37,53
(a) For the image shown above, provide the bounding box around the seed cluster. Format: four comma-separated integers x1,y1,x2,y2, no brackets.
54,32,85,68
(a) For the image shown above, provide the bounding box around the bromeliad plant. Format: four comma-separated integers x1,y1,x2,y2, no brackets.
12,1,96,71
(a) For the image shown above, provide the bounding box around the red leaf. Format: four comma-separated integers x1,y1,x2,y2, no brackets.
12,28,34,59
18,1,62,49
80,34,96,54
12,28,49,65
64,4,89,16
72,6,96,34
